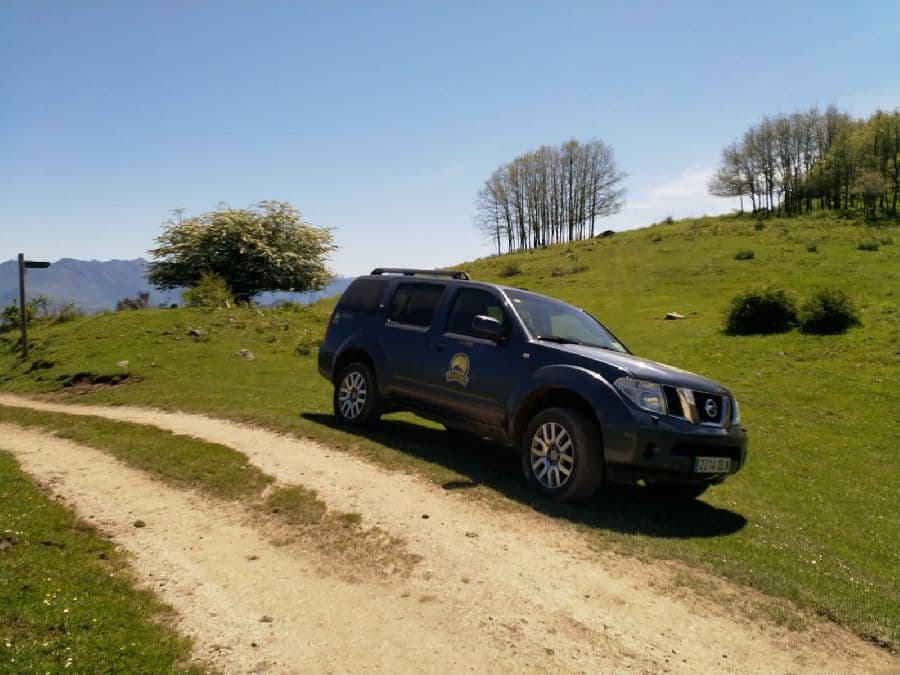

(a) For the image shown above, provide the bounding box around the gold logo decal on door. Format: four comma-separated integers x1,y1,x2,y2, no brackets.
446,352,470,386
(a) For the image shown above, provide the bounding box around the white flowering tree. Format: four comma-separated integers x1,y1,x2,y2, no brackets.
148,201,337,303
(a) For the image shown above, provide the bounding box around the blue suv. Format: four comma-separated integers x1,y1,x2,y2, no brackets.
319,268,747,502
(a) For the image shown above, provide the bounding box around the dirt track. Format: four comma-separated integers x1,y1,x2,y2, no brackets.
0,394,894,674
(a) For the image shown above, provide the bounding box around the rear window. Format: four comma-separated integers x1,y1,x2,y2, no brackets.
336,278,388,313
387,283,445,327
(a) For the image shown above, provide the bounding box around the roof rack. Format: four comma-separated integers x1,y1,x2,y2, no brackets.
370,267,471,280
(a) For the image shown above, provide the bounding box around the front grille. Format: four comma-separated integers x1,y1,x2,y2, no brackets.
663,386,683,418
695,392,725,425
663,386,730,427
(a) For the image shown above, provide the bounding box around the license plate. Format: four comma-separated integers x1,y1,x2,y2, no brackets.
695,456,731,473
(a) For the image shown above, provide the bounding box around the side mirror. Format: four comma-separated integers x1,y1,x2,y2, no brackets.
472,314,505,342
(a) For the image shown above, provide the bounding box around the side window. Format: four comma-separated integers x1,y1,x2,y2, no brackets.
336,278,388,313
386,283,444,328
445,288,508,337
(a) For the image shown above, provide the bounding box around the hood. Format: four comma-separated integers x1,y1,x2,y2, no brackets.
540,342,731,395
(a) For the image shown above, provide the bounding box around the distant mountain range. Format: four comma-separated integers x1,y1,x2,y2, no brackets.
0,258,354,313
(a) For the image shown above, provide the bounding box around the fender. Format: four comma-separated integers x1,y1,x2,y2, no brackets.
506,364,635,444
332,333,389,387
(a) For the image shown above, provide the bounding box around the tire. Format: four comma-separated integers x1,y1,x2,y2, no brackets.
521,407,603,502
646,482,709,500
333,362,381,427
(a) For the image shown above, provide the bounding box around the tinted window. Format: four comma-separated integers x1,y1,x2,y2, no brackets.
337,278,388,313
387,283,444,327
446,288,507,337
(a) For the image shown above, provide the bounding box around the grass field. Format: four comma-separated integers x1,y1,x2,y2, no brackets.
1,211,897,649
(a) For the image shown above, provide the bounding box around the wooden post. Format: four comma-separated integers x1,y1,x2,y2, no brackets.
18,253,27,358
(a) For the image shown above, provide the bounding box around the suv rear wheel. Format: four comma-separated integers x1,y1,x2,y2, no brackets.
333,362,381,427
521,407,603,502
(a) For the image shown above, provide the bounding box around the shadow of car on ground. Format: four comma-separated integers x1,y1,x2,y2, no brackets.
302,413,747,539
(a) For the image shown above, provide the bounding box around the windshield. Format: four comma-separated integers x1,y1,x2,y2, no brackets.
504,289,629,353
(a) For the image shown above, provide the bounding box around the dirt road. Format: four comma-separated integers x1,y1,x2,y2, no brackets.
0,394,893,673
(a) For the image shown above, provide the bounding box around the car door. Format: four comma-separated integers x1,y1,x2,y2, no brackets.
426,287,525,428
380,281,448,409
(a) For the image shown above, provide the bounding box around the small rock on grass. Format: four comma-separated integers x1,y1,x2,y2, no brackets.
238,349,255,360
665,312,686,320
116,360,129,368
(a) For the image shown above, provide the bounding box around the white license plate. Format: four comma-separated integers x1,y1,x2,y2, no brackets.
695,456,731,473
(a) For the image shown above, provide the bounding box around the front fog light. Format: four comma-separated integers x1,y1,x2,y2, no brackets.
614,377,667,414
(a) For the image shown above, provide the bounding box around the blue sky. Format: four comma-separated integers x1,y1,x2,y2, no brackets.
1,1,897,275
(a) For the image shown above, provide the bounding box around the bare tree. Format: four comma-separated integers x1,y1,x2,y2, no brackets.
474,139,626,253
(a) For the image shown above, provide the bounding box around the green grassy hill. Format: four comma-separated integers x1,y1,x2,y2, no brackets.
1,211,898,648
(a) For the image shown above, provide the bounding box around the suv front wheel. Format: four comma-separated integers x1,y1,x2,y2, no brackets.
333,362,381,427
521,407,603,502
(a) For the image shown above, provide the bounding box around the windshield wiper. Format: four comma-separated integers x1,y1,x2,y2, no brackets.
535,335,583,345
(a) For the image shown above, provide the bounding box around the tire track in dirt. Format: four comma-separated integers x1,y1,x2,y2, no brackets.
0,395,894,673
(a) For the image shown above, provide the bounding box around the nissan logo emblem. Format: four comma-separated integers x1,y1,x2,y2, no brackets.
704,398,718,418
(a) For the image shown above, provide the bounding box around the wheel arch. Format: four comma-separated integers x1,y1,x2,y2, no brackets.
333,346,377,385
507,364,626,447
511,387,600,446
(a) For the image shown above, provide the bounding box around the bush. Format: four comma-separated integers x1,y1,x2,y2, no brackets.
181,272,234,309
294,329,319,356
724,287,797,335
734,249,755,260
499,263,522,278
754,221,766,231
53,301,83,324
856,242,879,252
116,292,150,311
879,236,893,246
806,242,818,253
799,289,861,335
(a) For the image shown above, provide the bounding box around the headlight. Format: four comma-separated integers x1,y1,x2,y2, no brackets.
614,377,667,414
731,398,741,424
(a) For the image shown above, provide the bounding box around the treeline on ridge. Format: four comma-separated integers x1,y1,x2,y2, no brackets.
709,106,899,219
474,139,626,254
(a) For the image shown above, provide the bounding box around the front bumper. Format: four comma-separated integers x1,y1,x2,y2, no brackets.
602,410,747,484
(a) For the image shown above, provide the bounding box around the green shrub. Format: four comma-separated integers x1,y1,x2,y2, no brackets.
879,236,893,246
724,287,797,335
116,292,150,311
799,289,861,335
856,242,879,252
735,249,755,260
294,329,319,356
806,242,818,253
754,221,766,231
181,272,234,309
53,301,83,324
0,300,26,332
499,263,522,278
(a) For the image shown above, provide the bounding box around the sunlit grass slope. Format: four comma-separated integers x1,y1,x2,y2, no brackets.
1,211,897,648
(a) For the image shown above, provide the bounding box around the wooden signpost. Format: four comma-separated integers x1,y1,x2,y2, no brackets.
17,253,51,358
